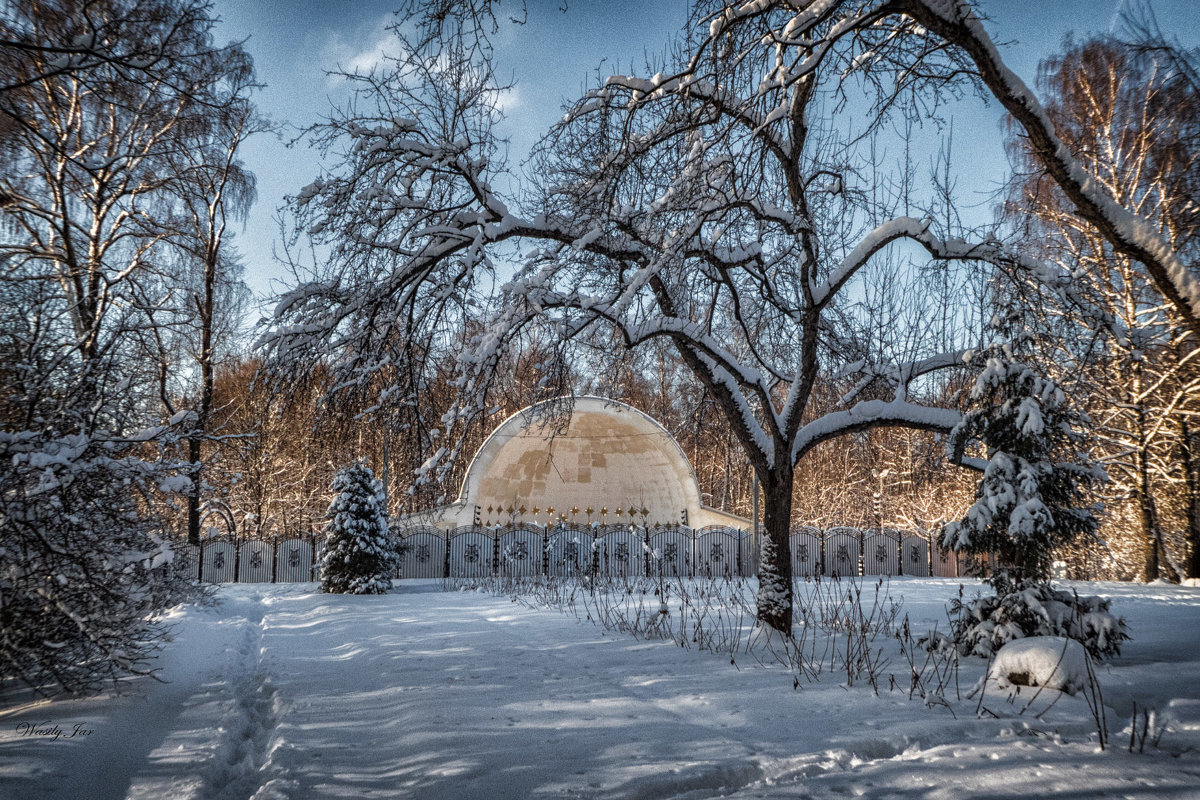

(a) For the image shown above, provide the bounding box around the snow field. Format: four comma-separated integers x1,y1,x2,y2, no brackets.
2,578,1199,799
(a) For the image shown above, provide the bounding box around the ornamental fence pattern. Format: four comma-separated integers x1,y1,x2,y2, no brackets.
178,536,319,584
181,525,984,583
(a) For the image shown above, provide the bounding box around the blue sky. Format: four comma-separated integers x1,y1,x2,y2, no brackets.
209,0,1200,299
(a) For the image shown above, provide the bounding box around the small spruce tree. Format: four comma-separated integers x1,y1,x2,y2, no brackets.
320,461,397,594
942,328,1126,659
944,346,1104,589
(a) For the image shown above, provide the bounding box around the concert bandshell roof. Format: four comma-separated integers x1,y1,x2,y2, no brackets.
416,397,748,530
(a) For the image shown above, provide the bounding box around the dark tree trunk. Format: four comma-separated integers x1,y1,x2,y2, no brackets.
1181,419,1200,580
186,243,217,546
1135,445,1162,583
755,465,795,633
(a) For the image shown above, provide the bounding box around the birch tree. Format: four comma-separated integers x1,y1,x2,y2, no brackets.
1002,35,1200,581
0,0,256,696
0,0,253,409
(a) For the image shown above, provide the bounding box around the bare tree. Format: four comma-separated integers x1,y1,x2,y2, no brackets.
164,49,264,545
0,0,225,97
263,1,1092,632
866,0,1200,342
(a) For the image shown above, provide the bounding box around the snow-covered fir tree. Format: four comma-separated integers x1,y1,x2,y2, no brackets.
943,330,1105,587
941,322,1126,659
320,462,396,594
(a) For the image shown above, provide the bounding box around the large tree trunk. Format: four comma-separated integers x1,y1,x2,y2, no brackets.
186,246,217,546
755,465,795,633
1134,441,1162,582
1181,419,1200,580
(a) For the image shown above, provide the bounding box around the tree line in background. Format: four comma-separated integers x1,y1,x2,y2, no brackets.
1,0,1197,694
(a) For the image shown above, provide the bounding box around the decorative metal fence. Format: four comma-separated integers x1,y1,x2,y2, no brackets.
179,536,322,584
182,525,976,583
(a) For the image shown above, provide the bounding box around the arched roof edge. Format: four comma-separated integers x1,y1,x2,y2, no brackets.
454,396,704,509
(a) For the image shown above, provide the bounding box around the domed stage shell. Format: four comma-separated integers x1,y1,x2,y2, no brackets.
416,397,748,530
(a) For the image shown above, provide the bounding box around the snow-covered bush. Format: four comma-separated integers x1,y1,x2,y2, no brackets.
0,431,199,697
947,580,1128,661
986,636,1091,696
319,461,396,595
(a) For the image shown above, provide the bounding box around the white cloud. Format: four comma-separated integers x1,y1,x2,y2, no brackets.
494,84,523,116
320,14,406,86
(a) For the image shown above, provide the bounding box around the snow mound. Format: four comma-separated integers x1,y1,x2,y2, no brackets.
1165,698,1200,731
987,636,1090,695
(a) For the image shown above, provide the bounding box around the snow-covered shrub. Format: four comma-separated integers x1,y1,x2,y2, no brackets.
986,636,1091,695
947,580,1128,661
319,461,396,595
0,431,199,697
940,331,1125,661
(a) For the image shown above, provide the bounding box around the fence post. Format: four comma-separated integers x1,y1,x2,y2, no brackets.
692,526,699,579
643,526,651,578
492,527,500,577
729,527,739,578
818,528,825,577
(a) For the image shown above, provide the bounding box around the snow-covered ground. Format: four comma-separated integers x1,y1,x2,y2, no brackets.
3,578,1199,799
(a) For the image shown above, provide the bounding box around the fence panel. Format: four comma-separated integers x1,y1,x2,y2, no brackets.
790,527,822,578
275,539,314,582
596,528,643,577
900,535,930,577
932,544,959,577
862,530,899,576
902,537,926,575
201,540,236,582
498,527,544,578
695,528,739,578
545,528,589,577
823,527,861,577
238,540,274,582
448,529,494,578
399,530,448,578
176,543,201,580
648,529,691,577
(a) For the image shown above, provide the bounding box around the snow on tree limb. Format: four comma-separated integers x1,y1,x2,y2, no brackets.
791,398,963,467
892,0,1200,338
